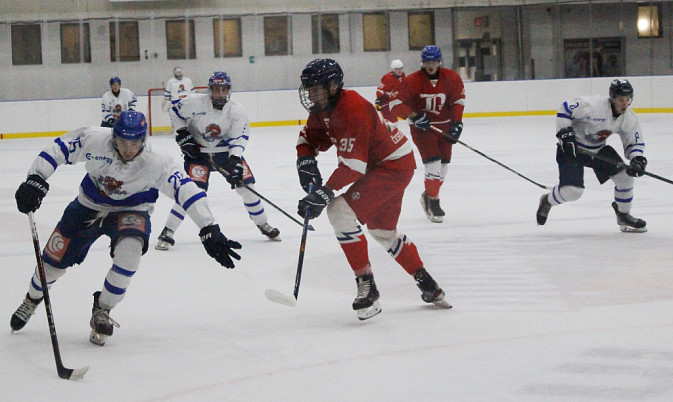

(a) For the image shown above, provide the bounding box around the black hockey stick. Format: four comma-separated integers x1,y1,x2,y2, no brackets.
264,185,313,307
428,126,553,190
27,212,89,380
577,148,673,185
207,155,314,231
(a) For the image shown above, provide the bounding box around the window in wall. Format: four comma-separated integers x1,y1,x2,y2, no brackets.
60,22,91,64
564,38,623,78
11,24,42,65
166,19,196,59
637,4,662,38
110,21,140,62
213,18,242,57
408,12,435,50
264,16,290,56
363,13,389,52
312,14,340,54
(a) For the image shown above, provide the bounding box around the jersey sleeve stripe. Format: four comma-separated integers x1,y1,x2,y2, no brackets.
39,151,58,170
54,138,73,164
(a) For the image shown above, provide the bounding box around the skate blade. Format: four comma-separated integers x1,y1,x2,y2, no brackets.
266,236,282,242
155,242,172,251
356,301,382,320
619,225,647,233
89,330,107,346
432,299,453,309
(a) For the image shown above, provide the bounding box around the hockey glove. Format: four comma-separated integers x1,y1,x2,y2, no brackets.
15,175,49,214
374,98,383,111
175,127,200,160
296,155,323,193
224,155,244,188
104,118,115,127
627,155,647,177
410,112,431,131
556,127,577,159
199,224,242,269
444,121,463,143
298,185,334,219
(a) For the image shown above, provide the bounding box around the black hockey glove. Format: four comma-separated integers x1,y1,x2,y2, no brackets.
105,118,115,127
627,155,647,177
444,121,463,144
199,224,242,269
175,127,200,160
374,98,383,111
15,175,49,214
556,127,577,159
296,155,322,194
410,112,431,131
298,185,334,219
224,155,244,188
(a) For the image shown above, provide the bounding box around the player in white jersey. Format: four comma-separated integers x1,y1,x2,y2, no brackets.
101,76,137,127
155,71,280,250
10,111,242,346
536,79,648,232
162,66,194,115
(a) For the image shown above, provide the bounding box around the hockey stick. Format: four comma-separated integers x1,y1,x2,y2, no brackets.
576,148,673,185
207,155,314,231
264,185,313,307
428,126,553,190
27,212,89,380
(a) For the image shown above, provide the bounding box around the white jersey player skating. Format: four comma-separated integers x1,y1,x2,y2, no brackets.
10,111,242,346
536,79,648,232
101,76,137,127
155,71,280,251
163,66,194,115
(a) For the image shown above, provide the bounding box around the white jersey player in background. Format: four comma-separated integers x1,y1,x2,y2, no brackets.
101,76,137,127
155,71,280,250
162,66,194,117
10,111,242,346
536,79,648,232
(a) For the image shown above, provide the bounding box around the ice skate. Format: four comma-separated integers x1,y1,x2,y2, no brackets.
352,274,382,320
536,194,552,225
257,223,281,241
10,293,43,332
155,227,175,251
612,202,647,233
89,291,120,346
420,192,445,223
414,268,452,309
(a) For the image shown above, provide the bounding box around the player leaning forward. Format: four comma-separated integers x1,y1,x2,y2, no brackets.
11,111,242,346
536,79,648,232
296,58,451,320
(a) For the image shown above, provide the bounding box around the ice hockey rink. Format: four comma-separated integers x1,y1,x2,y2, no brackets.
2,114,673,401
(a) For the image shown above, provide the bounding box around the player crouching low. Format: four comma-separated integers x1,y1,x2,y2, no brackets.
11,111,242,346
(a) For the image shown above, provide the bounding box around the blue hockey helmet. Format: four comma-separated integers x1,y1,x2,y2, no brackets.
109,76,121,86
113,110,147,142
208,71,232,108
421,45,443,62
299,58,344,113
609,79,633,100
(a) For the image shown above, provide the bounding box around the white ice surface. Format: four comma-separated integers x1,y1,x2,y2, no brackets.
2,115,673,401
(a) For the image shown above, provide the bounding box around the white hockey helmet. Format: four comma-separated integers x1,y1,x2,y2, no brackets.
390,59,404,70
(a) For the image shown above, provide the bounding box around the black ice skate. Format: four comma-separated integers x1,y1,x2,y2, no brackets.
420,191,445,223
10,293,43,332
536,194,552,225
611,202,647,233
257,223,281,241
414,268,452,309
155,227,175,251
89,291,120,346
352,273,382,320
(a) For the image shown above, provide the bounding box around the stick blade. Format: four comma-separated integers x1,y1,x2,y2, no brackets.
59,365,89,380
264,289,297,307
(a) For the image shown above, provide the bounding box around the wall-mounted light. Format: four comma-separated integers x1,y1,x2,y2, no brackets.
637,4,661,38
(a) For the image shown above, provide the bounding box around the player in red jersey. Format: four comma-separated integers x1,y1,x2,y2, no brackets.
389,45,466,223
295,58,451,320
375,59,406,123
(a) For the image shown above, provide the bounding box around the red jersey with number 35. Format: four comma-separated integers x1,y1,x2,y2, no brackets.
296,89,415,192
389,67,465,130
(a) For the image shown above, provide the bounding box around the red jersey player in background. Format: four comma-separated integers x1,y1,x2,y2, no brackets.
295,58,451,321
375,59,406,123
389,45,466,223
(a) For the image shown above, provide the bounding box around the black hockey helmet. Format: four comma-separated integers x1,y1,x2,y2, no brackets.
609,79,633,100
299,58,344,113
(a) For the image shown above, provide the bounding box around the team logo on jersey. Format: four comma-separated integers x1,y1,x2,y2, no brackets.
596,130,612,140
118,213,146,231
205,124,222,141
430,79,438,87
102,176,124,193
113,104,122,118
44,229,70,263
